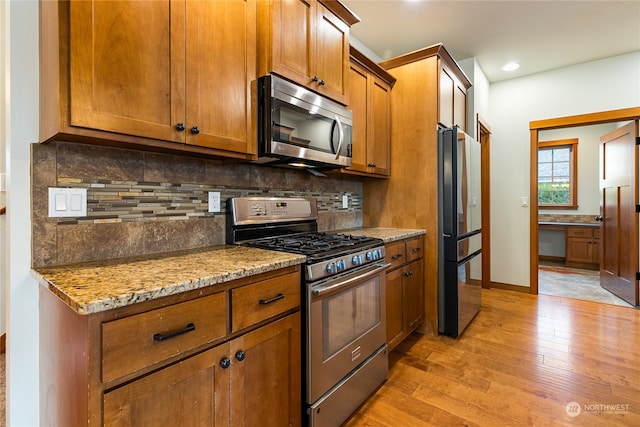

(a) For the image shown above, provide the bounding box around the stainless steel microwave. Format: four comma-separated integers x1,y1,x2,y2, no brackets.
255,74,353,170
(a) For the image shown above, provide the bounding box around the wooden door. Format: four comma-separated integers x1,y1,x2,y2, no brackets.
185,0,256,154
599,121,639,306
230,313,301,427
346,61,368,173
70,1,185,142
103,344,230,427
270,0,316,88
315,3,349,104
369,76,391,175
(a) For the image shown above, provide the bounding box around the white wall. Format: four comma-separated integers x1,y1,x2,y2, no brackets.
490,51,640,287
4,1,39,426
458,57,491,138
0,0,7,341
539,123,617,216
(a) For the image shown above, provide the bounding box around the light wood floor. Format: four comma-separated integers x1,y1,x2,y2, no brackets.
345,289,640,426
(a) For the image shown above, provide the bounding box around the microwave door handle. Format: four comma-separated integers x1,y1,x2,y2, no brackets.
334,115,344,160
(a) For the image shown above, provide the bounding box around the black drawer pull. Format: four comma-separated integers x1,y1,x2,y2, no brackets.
259,293,285,305
391,254,403,260
411,247,421,253
153,323,196,342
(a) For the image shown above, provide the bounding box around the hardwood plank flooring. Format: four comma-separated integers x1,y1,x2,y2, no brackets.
345,289,640,427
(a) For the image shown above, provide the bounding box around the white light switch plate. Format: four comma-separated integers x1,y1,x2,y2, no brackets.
48,188,87,217
208,192,221,213
342,194,349,209
0,173,6,192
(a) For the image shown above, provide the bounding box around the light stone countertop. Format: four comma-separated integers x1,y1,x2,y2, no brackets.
339,227,426,243
33,245,306,315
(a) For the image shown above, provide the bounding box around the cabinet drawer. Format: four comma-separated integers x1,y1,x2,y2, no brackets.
231,271,300,332
406,237,424,262
385,241,406,270
102,292,227,383
567,227,593,238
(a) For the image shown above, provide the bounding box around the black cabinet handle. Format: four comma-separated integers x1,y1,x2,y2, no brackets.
404,270,413,277
319,79,325,86
368,163,376,168
220,357,231,369
391,254,403,260
153,322,195,342
412,247,421,253
595,215,603,222
259,293,285,305
235,350,246,362
191,126,200,135
312,76,319,82
175,123,185,131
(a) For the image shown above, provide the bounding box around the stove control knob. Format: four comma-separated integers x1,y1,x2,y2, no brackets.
376,249,383,259
352,255,362,265
336,260,346,271
326,262,336,274
366,251,374,261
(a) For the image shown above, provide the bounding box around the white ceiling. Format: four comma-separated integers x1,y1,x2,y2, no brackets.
341,0,640,82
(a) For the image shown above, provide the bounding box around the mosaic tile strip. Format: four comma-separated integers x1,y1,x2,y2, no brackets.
538,213,599,224
56,178,362,225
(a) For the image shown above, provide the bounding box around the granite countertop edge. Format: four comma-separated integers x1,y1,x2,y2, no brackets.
32,245,306,315
339,227,426,243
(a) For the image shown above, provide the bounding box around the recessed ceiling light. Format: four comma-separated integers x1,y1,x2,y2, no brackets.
502,62,520,72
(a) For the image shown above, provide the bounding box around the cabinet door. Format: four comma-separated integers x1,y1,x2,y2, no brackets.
439,67,454,128
368,76,391,175
404,259,424,333
185,0,256,154
103,344,230,427
315,3,350,104
70,1,184,142
566,237,593,264
230,313,301,427
346,62,369,173
454,84,467,131
270,0,316,87
385,267,405,351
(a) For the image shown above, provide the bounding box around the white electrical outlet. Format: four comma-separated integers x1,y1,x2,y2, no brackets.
0,173,5,192
208,192,221,213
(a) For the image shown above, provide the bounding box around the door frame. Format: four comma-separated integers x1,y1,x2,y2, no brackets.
529,107,640,294
478,114,492,288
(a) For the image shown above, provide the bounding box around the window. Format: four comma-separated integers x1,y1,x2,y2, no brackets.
538,138,578,209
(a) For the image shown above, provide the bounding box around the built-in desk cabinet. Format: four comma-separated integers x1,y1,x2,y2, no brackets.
40,0,257,159
40,266,302,427
384,236,425,351
566,227,600,269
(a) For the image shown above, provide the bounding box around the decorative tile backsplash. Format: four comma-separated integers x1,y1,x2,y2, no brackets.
538,213,598,224
32,141,364,267
54,178,361,225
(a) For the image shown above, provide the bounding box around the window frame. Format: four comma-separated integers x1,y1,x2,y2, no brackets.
537,138,578,210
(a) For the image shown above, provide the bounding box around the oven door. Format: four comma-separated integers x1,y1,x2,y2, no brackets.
307,262,389,404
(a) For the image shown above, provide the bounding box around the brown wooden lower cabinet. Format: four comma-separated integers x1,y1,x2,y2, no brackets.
566,227,600,269
40,266,301,427
384,236,425,351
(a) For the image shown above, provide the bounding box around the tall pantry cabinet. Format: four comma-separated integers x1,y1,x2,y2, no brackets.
363,44,471,336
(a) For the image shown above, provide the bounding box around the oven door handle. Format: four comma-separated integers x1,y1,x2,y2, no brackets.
311,263,390,297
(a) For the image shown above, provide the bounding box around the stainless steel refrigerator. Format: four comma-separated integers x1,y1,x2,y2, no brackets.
438,126,482,337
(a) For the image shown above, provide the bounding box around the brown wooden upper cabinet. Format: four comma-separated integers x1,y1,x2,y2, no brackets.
439,63,469,131
40,0,257,159
257,0,359,106
344,46,396,177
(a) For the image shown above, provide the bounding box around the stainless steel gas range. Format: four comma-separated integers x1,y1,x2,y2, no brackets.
228,197,389,427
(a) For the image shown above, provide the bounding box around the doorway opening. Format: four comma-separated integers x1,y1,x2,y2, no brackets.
529,107,640,307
